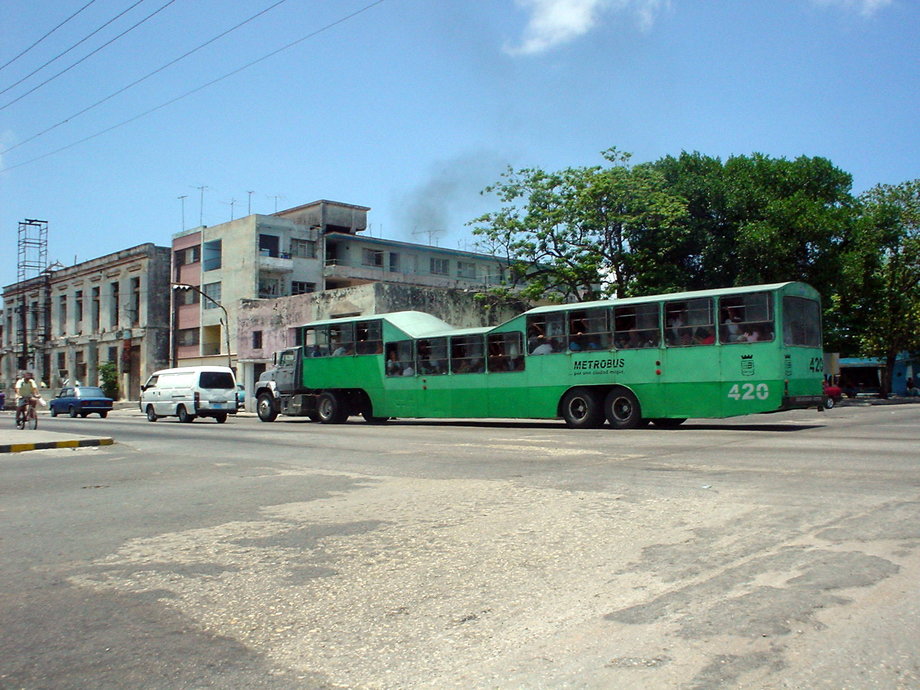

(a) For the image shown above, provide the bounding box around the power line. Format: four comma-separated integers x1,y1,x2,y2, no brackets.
0,0,179,111
0,0,99,74
0,0,388,173
0,0,148,97
1,0,291,156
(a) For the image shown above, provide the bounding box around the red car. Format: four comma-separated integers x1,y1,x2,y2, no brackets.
823,382,843,409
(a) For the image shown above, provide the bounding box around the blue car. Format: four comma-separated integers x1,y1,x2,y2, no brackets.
50,386,114,418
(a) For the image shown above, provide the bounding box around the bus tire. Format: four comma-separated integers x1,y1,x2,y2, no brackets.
561,388,605,429
604,387,643,429
651,417,686,429
317,392,348,424
257,393,278,422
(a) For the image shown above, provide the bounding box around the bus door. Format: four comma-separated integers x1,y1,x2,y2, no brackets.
657,297,721,418
416,337,451,417
383,340,419,415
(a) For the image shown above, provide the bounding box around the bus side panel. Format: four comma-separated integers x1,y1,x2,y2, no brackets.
719,344,784,417
783,347,825,402
487,370,542,418
449,373,489,417
645,347,722,418
417,375,452,418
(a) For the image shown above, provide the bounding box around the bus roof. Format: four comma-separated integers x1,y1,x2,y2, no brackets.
522,281,817,316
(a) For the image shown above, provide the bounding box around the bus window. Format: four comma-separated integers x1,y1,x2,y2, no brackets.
526,312,565,355
451,335,485,374
329,322,355,356
417,337,448,375
665,298,714,347
487,332,524,372
783,297,821,347
303,326,330,357
720,293,775,344
355,320,383,354
385,340,415,376
568,308,610,351
613,303,659,349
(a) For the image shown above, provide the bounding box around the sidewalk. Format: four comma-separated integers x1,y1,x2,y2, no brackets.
0,412,114,454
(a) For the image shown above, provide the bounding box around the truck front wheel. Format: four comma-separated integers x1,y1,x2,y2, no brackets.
257,392,278,422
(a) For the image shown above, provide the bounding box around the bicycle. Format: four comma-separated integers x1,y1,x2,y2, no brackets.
15,397,38,430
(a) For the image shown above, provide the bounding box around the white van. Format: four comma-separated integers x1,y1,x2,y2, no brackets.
140,366,237,423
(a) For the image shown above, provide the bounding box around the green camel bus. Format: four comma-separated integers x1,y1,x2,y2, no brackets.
255,281,826,428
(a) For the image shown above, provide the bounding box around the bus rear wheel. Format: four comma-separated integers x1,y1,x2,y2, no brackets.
317,392,349,424
561,388,605,429
604,388,643,429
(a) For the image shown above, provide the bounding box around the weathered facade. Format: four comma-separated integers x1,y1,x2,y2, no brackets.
234,283,530,406
1,243,171,400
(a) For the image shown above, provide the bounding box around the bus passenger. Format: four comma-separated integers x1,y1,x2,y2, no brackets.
695,327,715,345
722,308,742,342
531,338,553,355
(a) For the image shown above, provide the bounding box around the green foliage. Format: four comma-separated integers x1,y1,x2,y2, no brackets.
99,361,119,400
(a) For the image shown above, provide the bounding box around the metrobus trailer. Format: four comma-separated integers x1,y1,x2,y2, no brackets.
254,281,826,428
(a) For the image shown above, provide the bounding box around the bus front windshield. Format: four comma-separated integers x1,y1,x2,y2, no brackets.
783,297,822,347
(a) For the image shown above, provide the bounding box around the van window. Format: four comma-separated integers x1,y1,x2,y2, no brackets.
144,375,158,389
199,371,235,388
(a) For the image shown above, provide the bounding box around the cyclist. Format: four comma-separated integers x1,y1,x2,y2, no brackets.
14,371,40,426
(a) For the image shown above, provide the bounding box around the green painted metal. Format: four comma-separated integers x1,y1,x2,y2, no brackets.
299,282,825,423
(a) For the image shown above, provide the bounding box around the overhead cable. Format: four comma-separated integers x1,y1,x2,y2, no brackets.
1,0,291,156
0,0,179,111
0,0,99,74
0,0,387,173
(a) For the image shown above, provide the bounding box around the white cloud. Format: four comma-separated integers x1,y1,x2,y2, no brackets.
506,0,669,56
811,0,893,16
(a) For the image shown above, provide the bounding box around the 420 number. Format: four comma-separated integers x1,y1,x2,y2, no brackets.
727,383,770,401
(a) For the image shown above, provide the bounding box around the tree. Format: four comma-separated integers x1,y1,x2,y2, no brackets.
99,361,119,400
838,180,920,396
470,148,688,301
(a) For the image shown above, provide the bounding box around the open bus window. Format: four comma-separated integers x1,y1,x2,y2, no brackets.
385,340,415,376
416,337,448,375
568,308,610,351
451,335,485,374
329,322,355,356
719,293,775,344
613,303,659,349
526,313,565,355
666,298,714,347
488,332,524,372
783,296,821,347
355,320,383,354
303,326,330,357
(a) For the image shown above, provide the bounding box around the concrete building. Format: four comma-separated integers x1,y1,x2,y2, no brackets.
172,199,516,379
1,243,171,400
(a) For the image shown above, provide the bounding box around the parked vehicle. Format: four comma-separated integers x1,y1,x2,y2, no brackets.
236,383,245,409
823,381,843,409
0,390,5,409
50,386,113,418
140,366,237,423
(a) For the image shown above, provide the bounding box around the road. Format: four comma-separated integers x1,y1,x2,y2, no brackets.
1,405,918,689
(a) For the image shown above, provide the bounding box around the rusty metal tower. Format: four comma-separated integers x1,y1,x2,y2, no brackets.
16,219,49,370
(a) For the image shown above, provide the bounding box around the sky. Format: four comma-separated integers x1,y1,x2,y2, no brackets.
0,0,917,301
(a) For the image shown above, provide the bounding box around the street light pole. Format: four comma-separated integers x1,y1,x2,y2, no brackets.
172,283,232,369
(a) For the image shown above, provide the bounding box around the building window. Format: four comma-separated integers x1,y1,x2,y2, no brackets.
177,328,199,346
202,282,221,309
75,290,83,325
130,277,140,326
259,234,280,258
203,240,222,271
174,246,200,266
430,258,449,275
175,287,199,305
91,287,100,332
58,295,67,334
457,261,476,279
252,331,263,349
291,281,315,295
362,248,384,267
389,253,400,272
110,281,120,328
290,238,316,258
258,276,279,298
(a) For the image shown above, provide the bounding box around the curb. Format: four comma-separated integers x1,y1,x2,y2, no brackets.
0,438,114,454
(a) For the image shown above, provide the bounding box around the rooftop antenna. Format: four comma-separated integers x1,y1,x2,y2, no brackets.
246,190,255,215
177,194,187,230
222,198,237,221
411,227,445,246
193,185,208,226
269,194,285,213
